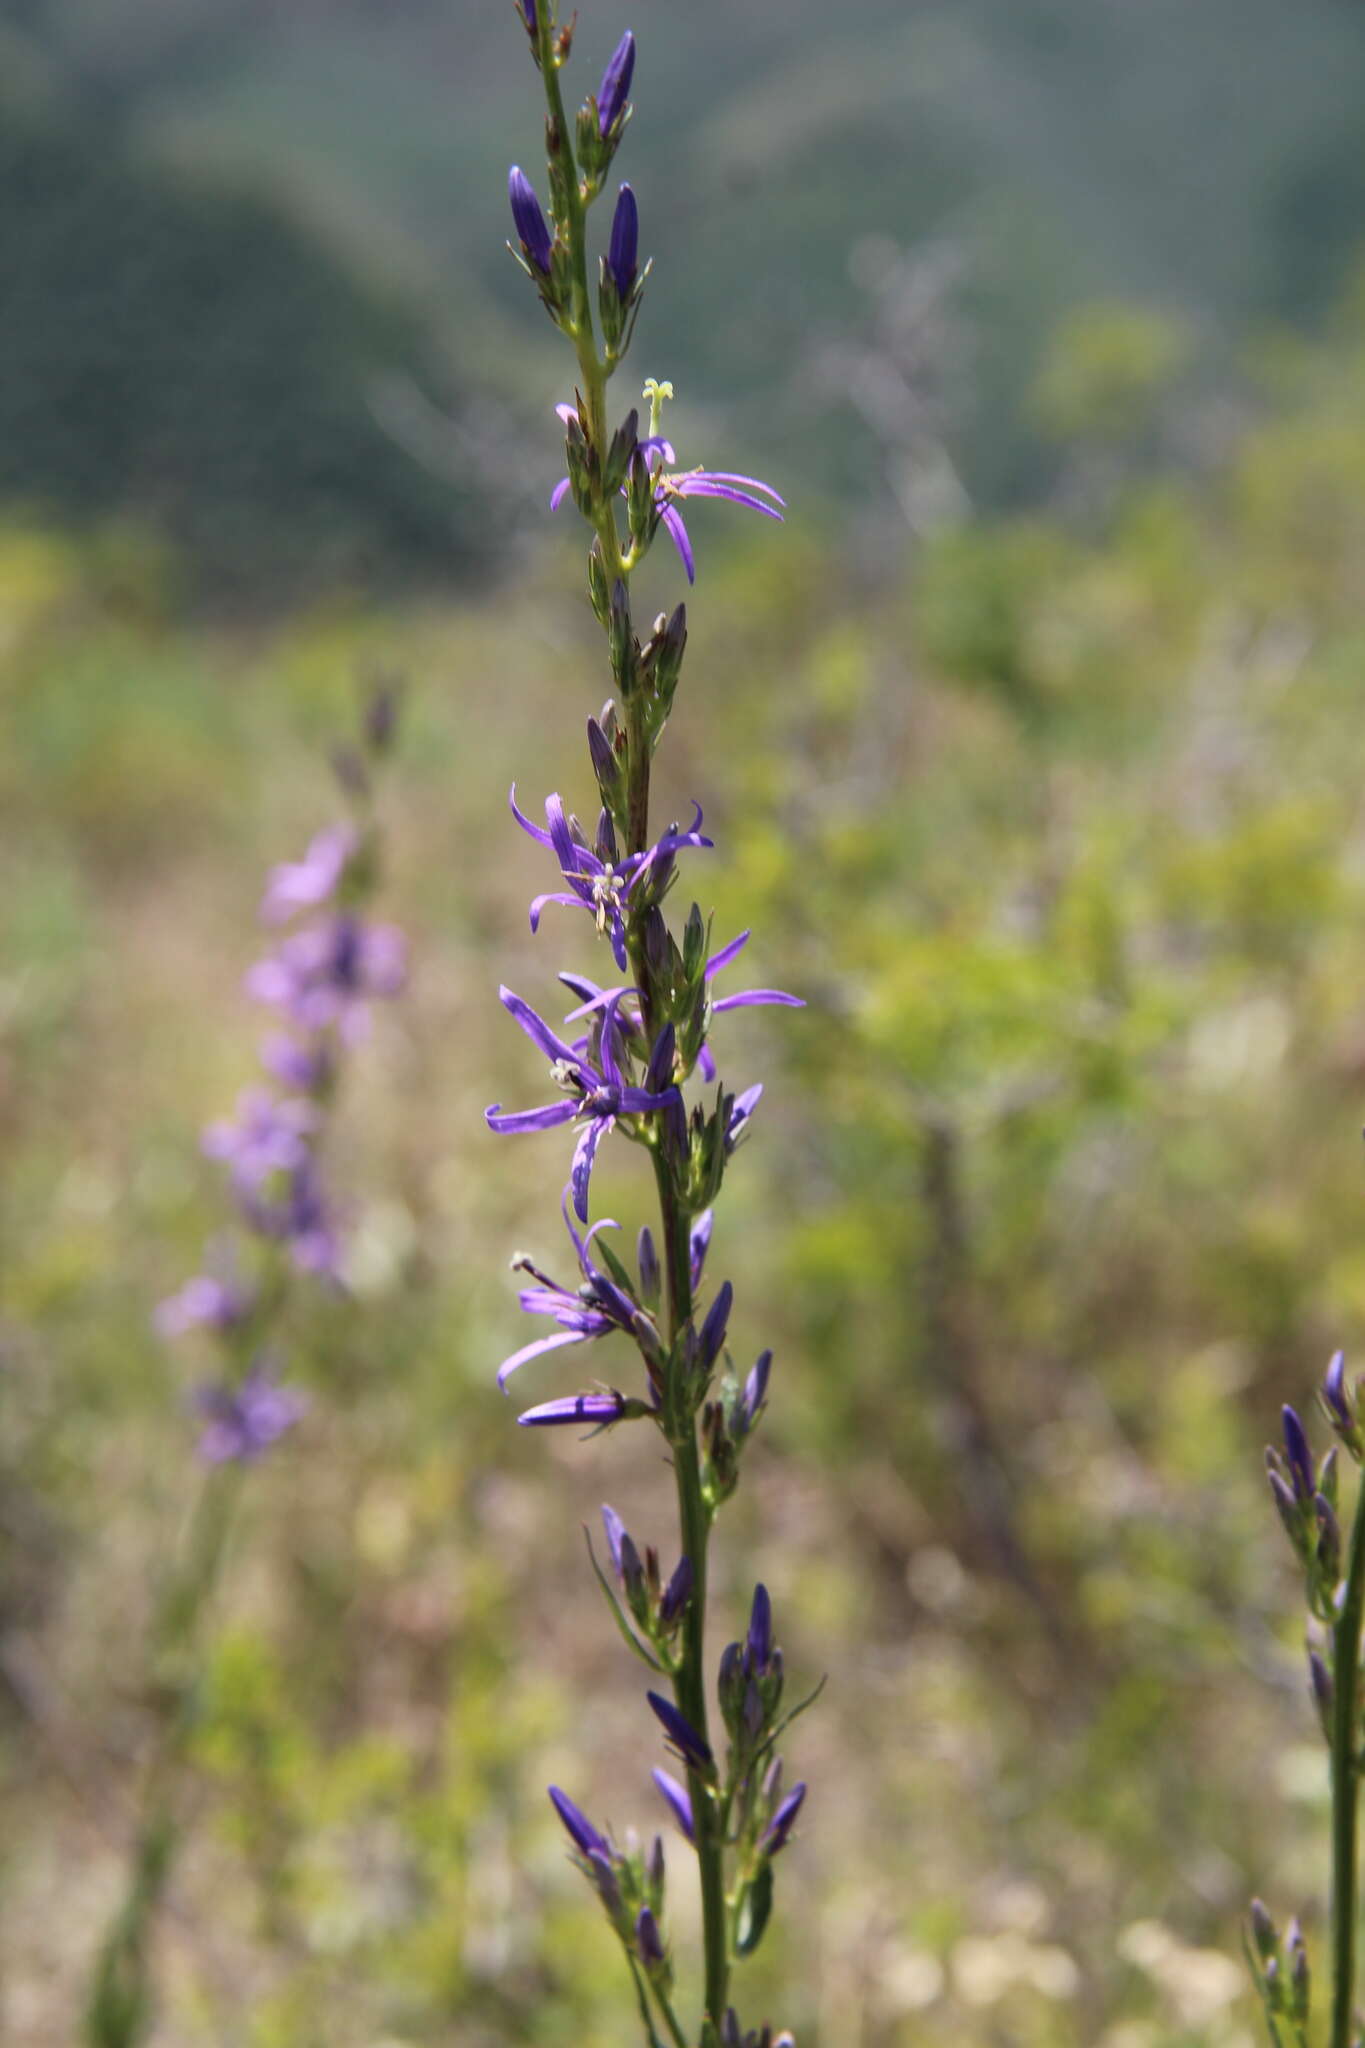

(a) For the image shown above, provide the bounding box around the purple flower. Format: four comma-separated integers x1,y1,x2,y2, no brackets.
193,1362,305,1464
647,1690,713,1771
517,1389,633,1428
499,1193,641,1387
597,29,635,135
509,165,553,274
608,183,638,297
549,1785,610,1859
202,1088,317,1192
511,787,712,972
485,987,682,1221
260,825,358,925
655,468,785,586
760,1782,806,1857
260,1033,334,1094
695,930,804,1079
155,1271,252,1340
652,1767,695,1842
247,913,406,1040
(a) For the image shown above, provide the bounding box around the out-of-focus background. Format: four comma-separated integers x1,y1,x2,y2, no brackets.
4,1,1365,2041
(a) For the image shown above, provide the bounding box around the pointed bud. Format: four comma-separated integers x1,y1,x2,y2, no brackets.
761,1782,807,1856
549,1785,609,1859
1249,1898,1277,1961
608,182,640,297
587,539,611,626
660,1555,693,1628
1283,1406,1315,1501
647,1690,713,1771
652,1767,695,1842
636,1903,665,1967
1310,1649,1333,1738
1316,1492,1341,1581
741,1350,773,1434
597,31,636,135
698,1281,733,1371
644,1022,677,1098
638,1226,661,1308
508,166,553,274
602,1502,627,1575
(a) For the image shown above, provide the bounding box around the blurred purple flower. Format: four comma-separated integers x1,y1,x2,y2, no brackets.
247,914,406,1040
202,1088,317,1192
155,1271,252,1341
194,1362,305,1464
260,825,358,926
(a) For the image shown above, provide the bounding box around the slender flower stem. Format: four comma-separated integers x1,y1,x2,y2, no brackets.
1331,1469,1365,2048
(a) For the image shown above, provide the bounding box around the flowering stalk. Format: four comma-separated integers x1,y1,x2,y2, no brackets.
84,689,405,2048
1250,1357,1365,2048
497,9,802,2043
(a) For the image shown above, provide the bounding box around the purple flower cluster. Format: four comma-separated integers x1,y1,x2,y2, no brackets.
158,712,404,1464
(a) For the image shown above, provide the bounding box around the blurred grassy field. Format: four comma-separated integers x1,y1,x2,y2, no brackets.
7,289,1365,2046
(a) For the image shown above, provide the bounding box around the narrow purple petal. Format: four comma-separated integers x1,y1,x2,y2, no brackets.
497,1327,587,1391
686,471,786,506
697,1043,717,1082
711,989,806,1012
706,931,751,977
550,476,571,512
486,1100,580,1134
762,1782,807,1855
617,1085,682,1115
572,1115,611,1222
499,985,583,1068
672,479,784,520
659,502,695,584
510,785,556,848
602,1503,628,1575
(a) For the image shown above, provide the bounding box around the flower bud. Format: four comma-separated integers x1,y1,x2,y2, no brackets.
636,1903,665,1967
608,182,639,296
1283,1406,1315,1501
597,31,636,136
508,166,553,275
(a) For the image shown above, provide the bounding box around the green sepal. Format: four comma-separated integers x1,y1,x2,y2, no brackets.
735,1864,774,1958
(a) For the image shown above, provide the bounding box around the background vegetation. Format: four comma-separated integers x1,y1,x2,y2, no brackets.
3,3,1365,2044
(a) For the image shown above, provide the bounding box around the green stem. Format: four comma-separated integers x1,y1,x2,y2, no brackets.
654,1152,730,2033
1331,1470,1365,2048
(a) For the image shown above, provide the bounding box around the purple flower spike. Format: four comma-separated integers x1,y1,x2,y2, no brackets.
1282,1405,1315,1501
608,183,638,297
509,165,553,275
549,1785,610,1859
647,1690,713,1770
518,1390,630,1428
636,1904,665,1967
194,1363,305,1465
260,825,358,925
761,1781,807,1856
597,29,636,135
652,1767,695,1842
